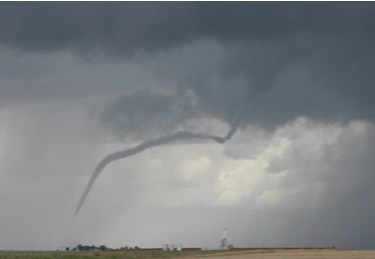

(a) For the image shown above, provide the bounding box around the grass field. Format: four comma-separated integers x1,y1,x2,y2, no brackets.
0,249,225,259
2,248,375,259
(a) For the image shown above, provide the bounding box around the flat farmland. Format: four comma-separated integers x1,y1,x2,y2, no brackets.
0,249,219,259
188,248,375,258
1,248,375,259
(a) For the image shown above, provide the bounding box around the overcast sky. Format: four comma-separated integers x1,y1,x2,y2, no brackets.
1,2,375,250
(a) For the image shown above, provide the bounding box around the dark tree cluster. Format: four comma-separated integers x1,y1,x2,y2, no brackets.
72,244,108,251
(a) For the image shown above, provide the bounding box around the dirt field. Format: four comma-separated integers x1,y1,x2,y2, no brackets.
186,249,375,259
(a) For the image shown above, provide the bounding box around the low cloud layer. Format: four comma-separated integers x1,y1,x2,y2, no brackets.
1,3,375,54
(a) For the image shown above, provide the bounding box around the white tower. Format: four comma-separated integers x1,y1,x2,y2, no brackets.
220,228,228,250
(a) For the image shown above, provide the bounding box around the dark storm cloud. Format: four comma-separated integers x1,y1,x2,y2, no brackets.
2,2,375,131
182,38,375,130
0,2,197,55
3,2,375,250
1,1,366,131
1,2,375,55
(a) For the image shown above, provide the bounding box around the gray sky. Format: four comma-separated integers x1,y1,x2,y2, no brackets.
1,2,375,250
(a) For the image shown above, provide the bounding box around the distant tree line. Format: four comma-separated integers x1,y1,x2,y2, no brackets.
67,244,142,251
72,244,108,251
66,244,143,251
